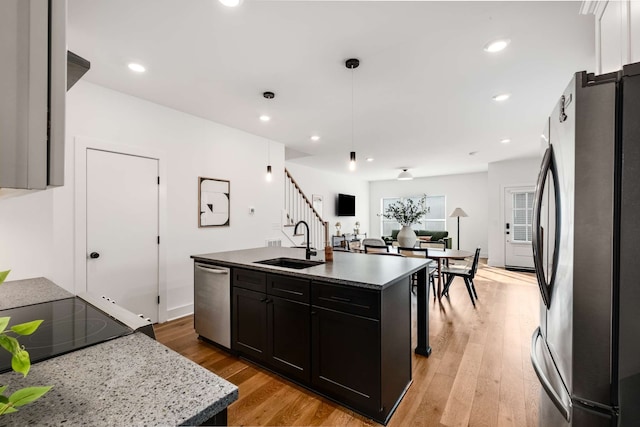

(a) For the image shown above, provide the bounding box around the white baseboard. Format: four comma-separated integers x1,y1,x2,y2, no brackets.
167,303,194,321
487,257,504,268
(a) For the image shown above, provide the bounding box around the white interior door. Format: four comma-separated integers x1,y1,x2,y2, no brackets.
505,187,535,270
86,149,159,322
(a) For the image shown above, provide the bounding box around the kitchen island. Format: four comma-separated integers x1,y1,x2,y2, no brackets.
0,277,238,426
191,246,432,425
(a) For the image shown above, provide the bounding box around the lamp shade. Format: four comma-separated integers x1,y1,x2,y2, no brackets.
397,169,413,181
449,207,468,218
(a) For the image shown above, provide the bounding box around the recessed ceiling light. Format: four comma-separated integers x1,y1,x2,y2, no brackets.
310,135,320,142
492,93,511,102
259,115,271,122
127,63,146,73
484,39,511,53
219,0,242,7
366,157,374,162
500,138,511,144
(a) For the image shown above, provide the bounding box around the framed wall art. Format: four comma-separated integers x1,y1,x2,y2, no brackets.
199,177,230,227
312,194,323,217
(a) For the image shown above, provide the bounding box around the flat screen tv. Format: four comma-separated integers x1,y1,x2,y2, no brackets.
336,193,356,216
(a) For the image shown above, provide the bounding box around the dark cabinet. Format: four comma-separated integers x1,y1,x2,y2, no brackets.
268,295,310,383
231,268,411,425
311,306,380,413
311,278,411,424
232,287,268,362
232,269,311,383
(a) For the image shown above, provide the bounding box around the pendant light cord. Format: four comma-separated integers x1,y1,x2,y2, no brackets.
351,66,354,152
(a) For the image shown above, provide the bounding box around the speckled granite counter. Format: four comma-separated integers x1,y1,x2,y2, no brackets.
0,277,73,310
0,278,238,426
0,332,237,426
191,246,430,289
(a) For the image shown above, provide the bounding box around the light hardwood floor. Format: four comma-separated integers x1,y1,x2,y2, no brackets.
154,262,541,426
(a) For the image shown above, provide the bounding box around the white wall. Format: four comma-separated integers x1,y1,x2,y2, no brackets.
487,157,541,267
368,172,488,257
0,190,54,280
1,81,285,320
284,162,370,240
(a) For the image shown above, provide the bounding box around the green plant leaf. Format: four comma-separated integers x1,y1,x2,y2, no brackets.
8,386,52,407
0,402,18,415
0,395,7,404
10,320,43,336
0,385,7,396
0,335,20,355
11,349,31,377
0,270,10,284
0,317,9,334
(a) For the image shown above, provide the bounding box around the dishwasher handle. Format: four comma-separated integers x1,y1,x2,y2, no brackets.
195,264,230,274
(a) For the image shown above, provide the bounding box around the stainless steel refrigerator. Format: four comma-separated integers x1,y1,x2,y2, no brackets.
531,61,640,426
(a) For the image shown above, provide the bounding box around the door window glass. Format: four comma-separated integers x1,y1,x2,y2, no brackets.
512,191,535,243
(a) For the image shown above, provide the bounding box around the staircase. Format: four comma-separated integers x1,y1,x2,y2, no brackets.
283,168,328,250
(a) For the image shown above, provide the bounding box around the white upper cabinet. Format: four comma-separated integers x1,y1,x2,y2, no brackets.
588,0,640,74
0,0,66,190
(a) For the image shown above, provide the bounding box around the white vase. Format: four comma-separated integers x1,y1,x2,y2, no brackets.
397,225,417,248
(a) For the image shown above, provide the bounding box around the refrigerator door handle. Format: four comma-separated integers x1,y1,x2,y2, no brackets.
533,147,553,307
531,327,571,422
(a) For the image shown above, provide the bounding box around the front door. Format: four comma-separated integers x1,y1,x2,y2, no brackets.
505,187,535,270
86,149,159,322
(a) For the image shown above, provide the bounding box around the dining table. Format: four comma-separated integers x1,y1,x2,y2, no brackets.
349,243,473,297
421,248,473,297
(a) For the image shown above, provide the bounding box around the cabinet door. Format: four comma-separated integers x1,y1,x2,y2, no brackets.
267,295,310,383
0,0,48,189
311,306,380,414
232,287,267,362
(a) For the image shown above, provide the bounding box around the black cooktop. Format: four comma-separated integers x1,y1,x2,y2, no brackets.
0,297,134,374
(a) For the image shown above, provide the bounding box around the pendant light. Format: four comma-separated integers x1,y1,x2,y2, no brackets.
266,140,272,182
346,58,360,171
263,91,275,182
397,168,413,181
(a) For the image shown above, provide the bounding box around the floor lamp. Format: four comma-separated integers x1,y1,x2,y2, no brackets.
449,208,468,250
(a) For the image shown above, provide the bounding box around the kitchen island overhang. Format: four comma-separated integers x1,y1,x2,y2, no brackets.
191,246,433,425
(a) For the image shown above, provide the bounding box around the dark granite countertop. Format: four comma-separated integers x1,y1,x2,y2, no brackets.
192,246,431,290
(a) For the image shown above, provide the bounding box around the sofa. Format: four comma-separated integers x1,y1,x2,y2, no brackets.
383,229,452,249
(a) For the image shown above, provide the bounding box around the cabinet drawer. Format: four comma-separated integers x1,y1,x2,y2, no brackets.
312,282,380,319
233,268,266,293
267,274,310,303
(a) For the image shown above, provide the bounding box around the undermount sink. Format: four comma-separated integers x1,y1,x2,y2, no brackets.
254,257,324,269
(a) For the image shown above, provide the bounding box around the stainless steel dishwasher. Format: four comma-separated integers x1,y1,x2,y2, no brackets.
194,263,231,349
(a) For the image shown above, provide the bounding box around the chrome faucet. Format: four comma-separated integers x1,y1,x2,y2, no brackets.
294,220,317,260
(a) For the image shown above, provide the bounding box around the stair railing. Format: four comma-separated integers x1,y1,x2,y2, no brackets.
284,168,328,250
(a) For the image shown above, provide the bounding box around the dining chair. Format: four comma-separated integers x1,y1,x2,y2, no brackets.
364,244,389,253
362,237,386,247
441,248,481,306
397,247,437,297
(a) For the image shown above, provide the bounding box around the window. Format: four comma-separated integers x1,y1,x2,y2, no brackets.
511,191,534,243
380,195,446,236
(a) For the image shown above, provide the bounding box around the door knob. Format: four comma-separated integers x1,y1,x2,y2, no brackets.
89,252,100,259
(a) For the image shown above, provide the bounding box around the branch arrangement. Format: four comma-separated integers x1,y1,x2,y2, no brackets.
381,195,428,226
